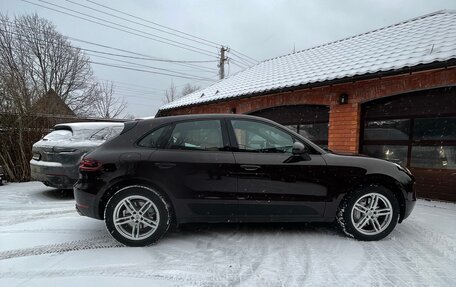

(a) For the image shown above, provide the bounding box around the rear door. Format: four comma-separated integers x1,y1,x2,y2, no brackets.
227,118,328,219
147,118,238,221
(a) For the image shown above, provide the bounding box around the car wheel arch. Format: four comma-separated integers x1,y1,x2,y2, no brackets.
334,174,406,223
98,177,177,224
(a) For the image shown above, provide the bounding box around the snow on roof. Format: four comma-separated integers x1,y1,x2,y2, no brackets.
160,10,456,111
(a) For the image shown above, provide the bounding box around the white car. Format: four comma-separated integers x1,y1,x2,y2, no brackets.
30,122,124,189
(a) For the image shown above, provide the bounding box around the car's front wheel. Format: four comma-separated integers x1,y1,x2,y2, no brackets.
105,185,171,246
336,185,400,241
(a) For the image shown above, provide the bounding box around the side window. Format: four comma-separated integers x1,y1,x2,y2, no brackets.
165,120,224,151
231,120,294,153
137,125,168,148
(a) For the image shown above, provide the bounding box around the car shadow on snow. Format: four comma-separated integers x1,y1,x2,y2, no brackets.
41,189,74,200
174,222,345,238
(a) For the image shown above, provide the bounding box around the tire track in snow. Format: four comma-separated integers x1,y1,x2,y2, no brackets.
0,208,76,226
0,236,123,260
390,224,456,285
0,228,105,235
0,265,191,282
401,223,456,263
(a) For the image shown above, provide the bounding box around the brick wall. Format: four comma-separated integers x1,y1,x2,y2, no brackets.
162,67,456,153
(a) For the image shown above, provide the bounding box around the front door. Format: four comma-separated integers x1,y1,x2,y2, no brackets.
227,119,328,219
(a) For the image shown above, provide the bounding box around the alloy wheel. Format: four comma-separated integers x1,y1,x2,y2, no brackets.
350,192,393,236
112,195,160,241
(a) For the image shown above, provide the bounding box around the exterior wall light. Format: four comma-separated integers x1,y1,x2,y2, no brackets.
339,93,348,104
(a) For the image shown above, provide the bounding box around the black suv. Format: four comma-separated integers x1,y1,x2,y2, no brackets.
74,114,416,246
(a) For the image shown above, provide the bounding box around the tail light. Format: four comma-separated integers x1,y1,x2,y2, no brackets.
80,158,102,171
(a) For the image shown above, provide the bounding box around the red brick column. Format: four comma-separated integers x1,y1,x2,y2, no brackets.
328,103,361,153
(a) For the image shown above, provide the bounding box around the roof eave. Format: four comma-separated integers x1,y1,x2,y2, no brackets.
156,59,456,117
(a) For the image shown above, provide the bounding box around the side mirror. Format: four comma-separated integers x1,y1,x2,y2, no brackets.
292,142,307,155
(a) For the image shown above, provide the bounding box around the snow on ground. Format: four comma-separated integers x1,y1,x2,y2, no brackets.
0,182,455,287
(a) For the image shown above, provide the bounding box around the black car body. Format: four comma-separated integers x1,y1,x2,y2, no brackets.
74,114,416,246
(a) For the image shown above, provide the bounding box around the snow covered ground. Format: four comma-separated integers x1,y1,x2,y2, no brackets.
0,182,455,287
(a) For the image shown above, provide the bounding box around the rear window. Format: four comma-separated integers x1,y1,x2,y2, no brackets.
90,126,124,141
137,125,168,148
43,129,72,141
72,126,123,140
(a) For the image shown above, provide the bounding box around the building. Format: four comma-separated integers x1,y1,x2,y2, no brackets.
157,11,456,201
32,89,76,117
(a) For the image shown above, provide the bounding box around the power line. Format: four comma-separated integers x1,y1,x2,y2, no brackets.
229,53,257,67
230,49,258,64
85,0,258,65
229,58,250,69
85,49,218,63
82,0,258,67
35,0,220,57
85,0,222,48
229,60,248,70
65,0,219,49
27,0,258,67
0,30,217,80
21,0,220,58
86,53,217,78
0,25,218,74
89,61,215,81
92,79,166,91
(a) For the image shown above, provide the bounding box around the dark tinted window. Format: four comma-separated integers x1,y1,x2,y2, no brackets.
285,125,298,133
232,120,294,153
299,123,328,141
413,117,456,140
138,126,168,148
165,120,224,151
364,119,410,140
411,146,456,169
362,145,408,166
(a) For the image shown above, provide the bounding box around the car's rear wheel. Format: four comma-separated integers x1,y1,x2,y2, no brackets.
105,185,170,246
336,185,399,241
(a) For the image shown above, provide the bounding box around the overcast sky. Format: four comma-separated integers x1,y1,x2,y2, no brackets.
2,0,456,118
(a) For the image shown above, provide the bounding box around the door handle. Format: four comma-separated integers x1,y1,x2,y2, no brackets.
155,162,176,169
240,164,261,171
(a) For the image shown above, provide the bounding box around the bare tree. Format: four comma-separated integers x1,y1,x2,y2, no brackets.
162,81,179,104
0,14,100,181
0,13,96,115
93,81,127,119
162,82,201,104
181,83,200,96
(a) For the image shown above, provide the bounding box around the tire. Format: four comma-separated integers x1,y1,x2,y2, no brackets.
105,185,171,247
336,185,399,241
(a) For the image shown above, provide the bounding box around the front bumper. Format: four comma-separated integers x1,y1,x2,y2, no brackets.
402,184,417,221
400,181,417,222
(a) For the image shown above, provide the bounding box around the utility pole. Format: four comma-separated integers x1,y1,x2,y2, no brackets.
218,46,228,79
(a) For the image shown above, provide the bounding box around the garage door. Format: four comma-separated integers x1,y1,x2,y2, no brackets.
361,86,456,201
249,105,329,147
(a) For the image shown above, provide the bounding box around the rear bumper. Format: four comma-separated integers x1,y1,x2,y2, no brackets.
30,160,77,189
74,182,102,219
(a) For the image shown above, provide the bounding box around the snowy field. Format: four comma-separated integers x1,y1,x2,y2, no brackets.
0,182,455,287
